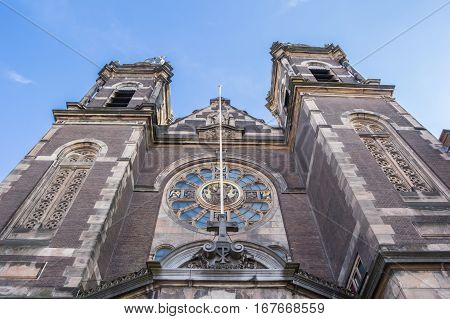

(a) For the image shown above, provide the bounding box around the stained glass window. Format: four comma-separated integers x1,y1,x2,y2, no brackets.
166,162,274,232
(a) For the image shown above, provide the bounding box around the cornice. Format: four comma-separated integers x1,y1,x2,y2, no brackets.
290,79,395,97
78,264,355,299
97,60,174,83
52,107,155,124
270,42,347,61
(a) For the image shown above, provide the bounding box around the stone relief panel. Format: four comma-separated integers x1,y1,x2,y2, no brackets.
351,119,433,193
3,147,98,240
198,126,243,140
197,109,243,140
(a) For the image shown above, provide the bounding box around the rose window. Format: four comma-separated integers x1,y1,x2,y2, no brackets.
166,162,274,232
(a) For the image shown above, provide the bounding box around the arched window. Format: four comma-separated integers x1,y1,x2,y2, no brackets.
5,146,98,239
106,83,139,108
351,118,433,193
106,89,136,107
305,62,338,82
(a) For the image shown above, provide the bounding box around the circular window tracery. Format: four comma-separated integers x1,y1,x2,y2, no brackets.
166,162,274,232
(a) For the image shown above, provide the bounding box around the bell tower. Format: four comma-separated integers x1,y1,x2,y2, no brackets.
0,57,174,297
77,57,173,125
267,42,450,298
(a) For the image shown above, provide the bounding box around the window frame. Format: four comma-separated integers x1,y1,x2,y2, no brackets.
0,146,98,241
346,255,366,293
351,118,436,195
105,88,136,108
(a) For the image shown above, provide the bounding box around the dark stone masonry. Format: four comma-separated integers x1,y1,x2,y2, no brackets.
0,43,448,299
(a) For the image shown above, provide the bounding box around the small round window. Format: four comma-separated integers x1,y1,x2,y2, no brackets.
166,162,275,233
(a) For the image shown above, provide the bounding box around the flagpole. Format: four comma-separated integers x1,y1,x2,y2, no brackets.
218,85,224,217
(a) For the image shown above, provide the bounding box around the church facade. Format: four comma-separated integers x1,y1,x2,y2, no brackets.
0,43,449,299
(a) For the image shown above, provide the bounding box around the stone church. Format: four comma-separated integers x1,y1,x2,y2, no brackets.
0,43,449,299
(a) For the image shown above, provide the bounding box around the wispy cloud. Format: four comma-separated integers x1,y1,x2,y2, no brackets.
6,70,33,84
284,0,308,8
276,0,309,15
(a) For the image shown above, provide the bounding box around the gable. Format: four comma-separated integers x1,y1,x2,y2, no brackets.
156,98,284,143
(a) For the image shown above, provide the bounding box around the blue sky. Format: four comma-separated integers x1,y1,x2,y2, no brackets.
0,0,449,180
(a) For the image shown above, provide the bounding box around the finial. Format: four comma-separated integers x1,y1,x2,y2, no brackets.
144,56,166,65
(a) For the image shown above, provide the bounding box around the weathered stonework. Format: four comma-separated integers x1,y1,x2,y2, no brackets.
381,270,450,299
0,45,448,299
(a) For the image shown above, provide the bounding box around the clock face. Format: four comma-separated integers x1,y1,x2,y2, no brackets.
166,162,274,232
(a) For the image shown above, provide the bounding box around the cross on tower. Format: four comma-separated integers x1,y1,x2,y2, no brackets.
207,213,238,242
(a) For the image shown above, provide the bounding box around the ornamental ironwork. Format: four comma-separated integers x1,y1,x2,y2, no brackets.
352,119,432,193
166,162,274,232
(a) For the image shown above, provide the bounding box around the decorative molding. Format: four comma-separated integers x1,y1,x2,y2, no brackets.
110,81,145,89
299,60,336,68
77,260,355,299
413,222,450,238
342,111,449,200
2,146,99,240
197,125,244,140
160,241,286,270
77,267,150,298
352,119,432,193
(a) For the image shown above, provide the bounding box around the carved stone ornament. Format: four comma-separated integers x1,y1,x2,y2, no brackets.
7,148,97,238
197,126,243,140
181,214,265,269
352,119,433,193
205,111,235,126
197,107,243,140
182,240,264,270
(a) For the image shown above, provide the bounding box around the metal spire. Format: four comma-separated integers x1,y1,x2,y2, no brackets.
218,85,225,217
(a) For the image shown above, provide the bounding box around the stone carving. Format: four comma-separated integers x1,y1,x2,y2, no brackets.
200,127,242,140
197,108,242,140
17,148,97,232
182,214,264,270
378,138,431,192
352,119,432,193
206,111,235,126
183,241,262,269
78,262,355,299
198,180,243,210
78,267,149,298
